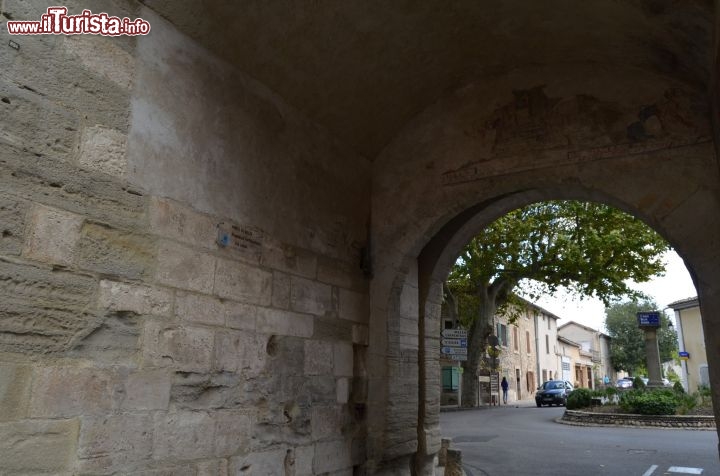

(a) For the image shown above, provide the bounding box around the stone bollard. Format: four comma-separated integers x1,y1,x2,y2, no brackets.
438,437,451,466
445,449,463,476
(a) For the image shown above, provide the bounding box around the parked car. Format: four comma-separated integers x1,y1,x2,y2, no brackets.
535,380,573,407
615,378,633,389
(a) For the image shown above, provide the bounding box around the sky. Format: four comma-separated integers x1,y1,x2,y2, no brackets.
526,250,697,333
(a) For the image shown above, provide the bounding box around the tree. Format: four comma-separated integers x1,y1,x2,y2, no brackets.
605,298,678,375
446,200,669,407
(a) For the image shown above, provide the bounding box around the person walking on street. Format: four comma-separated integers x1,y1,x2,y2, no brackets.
501,376,509,404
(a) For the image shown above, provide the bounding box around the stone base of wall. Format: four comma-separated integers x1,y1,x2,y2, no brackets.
561,410,716,429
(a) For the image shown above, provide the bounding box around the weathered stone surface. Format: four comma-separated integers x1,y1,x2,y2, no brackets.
213,410,252,457
0,144,146,230
290,276,333,316
22,204,83,266
75,221,155,279
314,439,353,474
313,315,353,342
98,280,173,317
317,255,367,291
352,324,370,346
294,445,315,476
149,197,217,250
77,125,128,178
261,241,318,278
334,342,354,377
77,414,153,469
272,270,291,309
0,78,80,161
0,418,79,472
304,339,333,376
30,366,114,417
69,310,141,363
214,257,272,305
257,307,314,338
170,371,241,410
339,288,369,323
143,322,214,372
0,363,31,421
196,459,229,476
312,405,343,441
215,329,267,376
336,378,350,404
0,192,28,256
155,241,216,294
153,411,215,461
63,35,135,90
122,369,172,411
229,447,287,475
0,259,97,353
175,291,226,326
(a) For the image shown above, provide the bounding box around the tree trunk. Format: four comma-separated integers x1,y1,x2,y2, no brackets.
461,290,497,407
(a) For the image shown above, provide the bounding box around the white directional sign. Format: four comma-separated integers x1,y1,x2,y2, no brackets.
449,354,468,361
442,329,468,338
441,346,467,355
441,338,467,347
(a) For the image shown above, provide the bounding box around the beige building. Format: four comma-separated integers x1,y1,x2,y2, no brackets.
669,297,709,393
557,336,596,389
558,321,614,387
495,304,538,402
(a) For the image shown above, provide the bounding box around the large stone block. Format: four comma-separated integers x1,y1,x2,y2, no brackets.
153,411,215,461
77,414,153,469
0,259,97,353
0,363,31,421
261,241,318,279
257,307,314,338
0,192,29,256
290,276,333,316
336,378,350,404
149,197,217,250
29,366,114,417
304,339,333,376
0,78,80,161
0,418,79,472
317,255,367,291
175,291,226,327
122,369,171,411
311,405,342,441
63,35,135,91
313,439,352,474
213,410,252,457
229,447,287,475
272,270,291,310
334,342,354,377
69,310,141,364
0,144,147,230
155,241,216,294
98,280,173,317
22,203,82,266
76,222,156,279
77,125,128,178
142,322,214,372
312,315,353,342
294,445,315,476
214,258,272,306
196,459,229,476
339,288,370,323
215,329,267,377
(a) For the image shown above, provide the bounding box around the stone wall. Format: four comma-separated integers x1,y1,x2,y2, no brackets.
561,410,716,429
0,1,371,474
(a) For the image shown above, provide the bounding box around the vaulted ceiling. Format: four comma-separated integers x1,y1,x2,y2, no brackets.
143,0,714,159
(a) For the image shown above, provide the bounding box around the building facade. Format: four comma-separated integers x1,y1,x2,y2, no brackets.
669,297,709,393
558,321,615,387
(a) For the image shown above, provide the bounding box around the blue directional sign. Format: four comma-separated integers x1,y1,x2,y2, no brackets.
637,311,660,327
679,351,690,360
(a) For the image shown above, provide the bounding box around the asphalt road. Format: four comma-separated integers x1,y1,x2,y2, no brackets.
440,403,720,476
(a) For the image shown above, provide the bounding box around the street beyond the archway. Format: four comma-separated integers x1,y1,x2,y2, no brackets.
440,403,720,476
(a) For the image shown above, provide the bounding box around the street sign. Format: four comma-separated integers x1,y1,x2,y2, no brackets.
441,346,468,355
442,329,468,338
449,354,468,361
441,338,467,347
679,351,690,360
637,311,660,327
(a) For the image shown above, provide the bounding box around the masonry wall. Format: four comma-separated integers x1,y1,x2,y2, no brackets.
0,2,371,474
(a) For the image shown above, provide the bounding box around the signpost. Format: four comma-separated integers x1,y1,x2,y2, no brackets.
679,351,690,360
637,310,663,387
441,328,468,362
637,311,660,328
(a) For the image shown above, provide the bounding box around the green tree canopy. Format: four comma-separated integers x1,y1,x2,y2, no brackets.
446,200,670,406
605,298,678,375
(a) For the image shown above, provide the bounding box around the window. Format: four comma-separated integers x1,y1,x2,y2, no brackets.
526,330,531,354
496,323,508,347
547,318,551,330
513,326,519,351
443,320,454,330
542,370,547,382
545,335,549,354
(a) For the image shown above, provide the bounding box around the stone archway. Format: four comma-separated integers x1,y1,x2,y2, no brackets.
368,67,720,474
